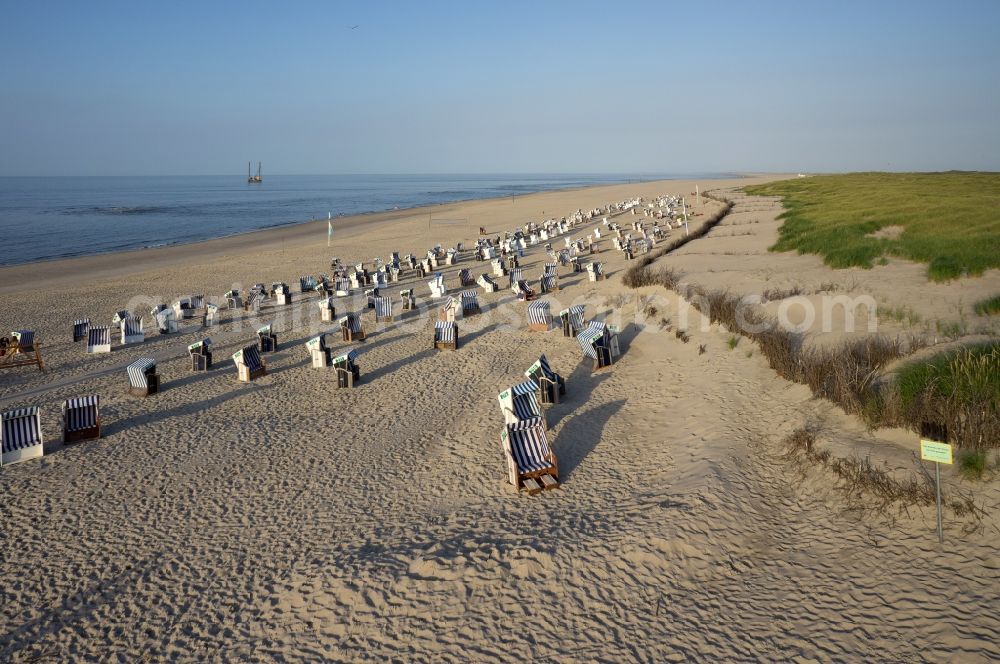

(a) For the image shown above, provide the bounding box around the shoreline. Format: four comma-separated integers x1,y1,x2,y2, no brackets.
0,174,783,294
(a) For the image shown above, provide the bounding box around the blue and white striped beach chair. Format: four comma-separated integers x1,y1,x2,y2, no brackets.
120,316,144,345
335,277,351,296
112,310,131,325
152,305,178,334
508,267,523,288
300,275,317,293
188,338,213,371
63,395,101,443
126,357,159,396
87,325,111,354
340,313,366,342
72,319,90,342
439,297,460,322
461,290,480,317
587,261,605,282
1,406,44,466
244,288,263,313
433,320,458,350
512,279,534,302
334,349,360,388
257,323,278,353
459,268,474,286
306,334,332,368
525,354,566,405
498,381,545,427
560,304,586,337
174,295,204,319
374,295,393,323
527,300,551,331
233,344,266,382
576,321,619,370
477,273,498,293
501,416,559,494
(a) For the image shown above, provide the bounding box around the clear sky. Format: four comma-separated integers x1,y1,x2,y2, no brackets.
1,0,998,176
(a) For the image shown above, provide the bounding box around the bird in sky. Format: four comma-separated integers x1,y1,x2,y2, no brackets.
349,25,359,30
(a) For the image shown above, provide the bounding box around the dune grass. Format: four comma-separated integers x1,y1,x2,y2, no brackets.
744,172,1000,281
974,294,1000,316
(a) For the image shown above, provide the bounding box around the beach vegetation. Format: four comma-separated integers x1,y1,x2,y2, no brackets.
744,172,1000,282
973,294,1000,316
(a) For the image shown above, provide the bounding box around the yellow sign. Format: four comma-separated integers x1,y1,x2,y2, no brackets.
920,439,953,464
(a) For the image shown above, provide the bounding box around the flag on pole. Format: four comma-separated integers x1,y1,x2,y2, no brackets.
328,220,333,247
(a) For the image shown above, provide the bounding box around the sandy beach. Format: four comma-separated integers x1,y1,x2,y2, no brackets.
1,175,998,662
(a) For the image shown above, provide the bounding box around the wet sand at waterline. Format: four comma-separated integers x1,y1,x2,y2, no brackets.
1,175,998,662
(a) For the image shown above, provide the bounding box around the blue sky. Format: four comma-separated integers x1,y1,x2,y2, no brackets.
1,0,998,175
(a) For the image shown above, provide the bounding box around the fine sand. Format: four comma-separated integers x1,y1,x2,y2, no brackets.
1,176,998,662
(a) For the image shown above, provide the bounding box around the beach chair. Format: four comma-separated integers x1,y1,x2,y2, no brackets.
587,262,606,282
501,417,558,494
459,268,475,287
63,395,101,443
570,256,583,273
406,254,418,270
257,323,278,353
87,326,112,354
120,317,144,345
340,313,366,342
152,305,178,334
0,331,45,372
272,282,292,306
560,305,586,337
477,273,499,293
512,280,535,302
188,338,213,371
1,406,44,466
174,295,204,319
480,244,496,260
225,289,243,309
540,273,559,293
72,319,90,342
439,297,460,322
126,357,159,397
508,267,523,288
300,275,317,293
507,255,519,270
429,274,447,298
527,301,552,332
461,290,481,317
400,289,416,311
306,334,332,368
334,349,360,388
374,295,393,323
244,288,262,313
498,381,546,426
112,310,131,325
577,321,619,370
492,257,507,277
525,354,566,405
433,320,458,350
350,271,364,290
335,277,351,296
318,296,337,322
233,345,267,383
445,248,458,265
204,303,219,327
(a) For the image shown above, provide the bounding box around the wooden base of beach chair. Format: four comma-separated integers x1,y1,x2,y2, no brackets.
0,342,45,372
520,472,559,495
434,340,458,350
64,423,101,444
238,366,267,383
376,315,393,323
463,306,480,317
528,322,550,332
342,328,366,342
129,374,160,397
336,367,358,388
321,309,336,322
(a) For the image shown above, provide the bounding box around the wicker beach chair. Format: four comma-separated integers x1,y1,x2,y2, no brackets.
587,261,605,282
244,288,262,313
460,290,480,317
225,289,243,309
233,345,267,383
126,357,159,396
560,304,586,338
525,354,566,405
300,275,317,293
429,274,447,298
498,380,546,427
307,334,333,368
439,297,460,322
335,277,351,297
87,326,112,354
152,305,178,334
526,301,552,332
72,319,90,342
501,417,559,494
318,296,337,322
1,406,44,466
508,267,523,288
272,282,292,306
512,280,535,302
257,323,278,353
477,273,499,293
433,320,458,350
374,295,393,323
188,338,213,371
492,257,507,277
204,303,219,327
120,317,144,345
334,349,360,388
174,295,204,319
0,330,45,372
340,313,366,342
400,289,416,311
63,395,101,443
459,268,475,287
576,321,619,370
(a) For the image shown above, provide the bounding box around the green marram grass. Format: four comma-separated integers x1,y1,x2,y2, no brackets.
974,294,1000,316
744,172,1000,281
